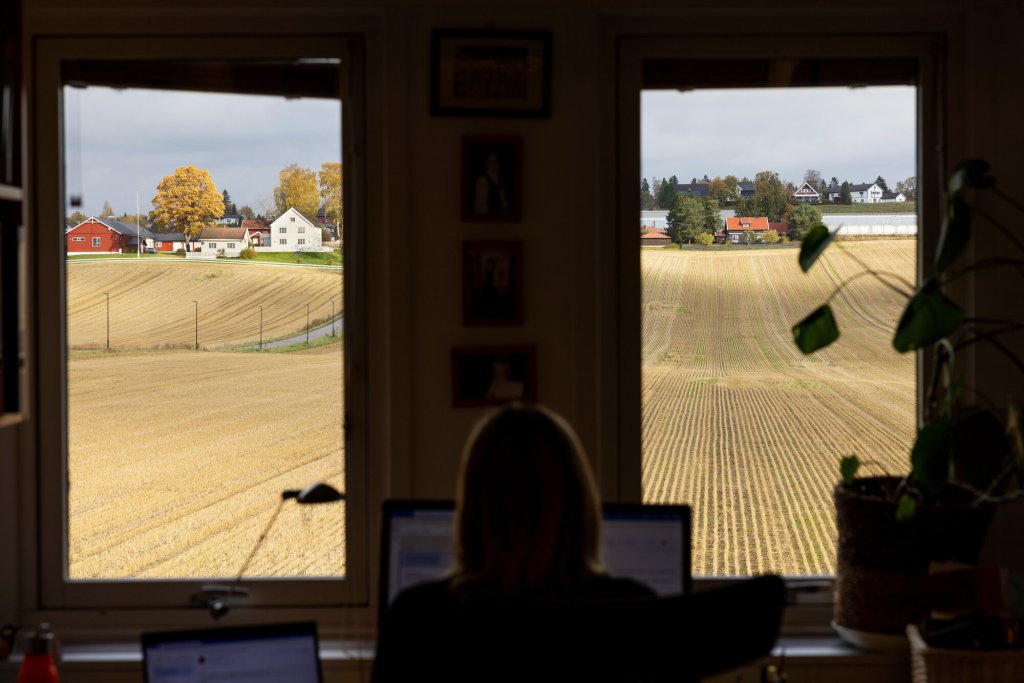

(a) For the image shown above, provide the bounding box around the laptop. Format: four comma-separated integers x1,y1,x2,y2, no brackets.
380,500,691,616
142,621,322,683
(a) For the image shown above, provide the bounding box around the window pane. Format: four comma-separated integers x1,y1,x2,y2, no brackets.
640,86,916,576
64,75,345,580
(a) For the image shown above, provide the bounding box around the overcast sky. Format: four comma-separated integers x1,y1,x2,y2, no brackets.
64,86,341,218
642,86,916,188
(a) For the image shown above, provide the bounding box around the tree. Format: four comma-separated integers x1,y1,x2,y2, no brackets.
694,231,714,247
150,166,225,250
656,176,677,210
742,230,757,244
895,176,917,200
788,203,822,241
222,189,237,215
734,197,756,217
101,200,114,217
701,197,721,235
874,175,889,192
753,170,789,222
761,229,781,244
666,195,705,244
238,205,255,220
274,164,320,220
66,210,87,226
708,177,731,204
840,181,852,205
803,169,823,188
254,192,277,221
640,178,655,210
723,174,739,202
319,162,343,237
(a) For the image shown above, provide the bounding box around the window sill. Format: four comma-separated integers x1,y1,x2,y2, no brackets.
0,637,910,683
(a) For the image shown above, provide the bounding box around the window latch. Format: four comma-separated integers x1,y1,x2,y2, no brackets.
191,584,250,619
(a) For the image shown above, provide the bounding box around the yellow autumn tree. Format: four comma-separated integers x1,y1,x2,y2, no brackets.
274,164,320,222
151,166,224,250
318,162,343,239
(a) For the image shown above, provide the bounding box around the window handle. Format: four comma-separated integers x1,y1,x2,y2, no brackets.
191,585,250,619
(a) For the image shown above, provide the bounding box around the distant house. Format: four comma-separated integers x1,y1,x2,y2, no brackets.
674,182,710,198
879,191,907,203
66,217,153,254
197,226,251,257
640,227,671,247
790,182,820,203
735,181,755,199
268,207,323,252
724,216,770,243
148,232,192,252
215,213,243,227
768,221,789,237
828,183,884,203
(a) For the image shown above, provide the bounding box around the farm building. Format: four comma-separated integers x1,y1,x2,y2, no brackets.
879,191,907,202
243,219,271,246
196,226,252,258
66,217,152,254
724,216,770,243
827,182,884,203
768,221,789,237
268,207,324,252
640,227,671,247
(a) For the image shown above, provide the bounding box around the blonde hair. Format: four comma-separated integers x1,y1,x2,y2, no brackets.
453,403,603,592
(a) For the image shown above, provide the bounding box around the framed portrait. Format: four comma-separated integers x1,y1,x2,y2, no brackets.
461,136,522,222
451,346,536,408
431,29,552,117
463,240,523,326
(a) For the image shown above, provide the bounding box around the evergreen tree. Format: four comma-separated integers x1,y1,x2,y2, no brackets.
656,177,678,210
222,189,237,214
666,195,705,244
754,170,789,222
101,200,114,217
874,175,889,192
788,203,823,240
840,181,852,205
640,178,655,210
701,197,721,235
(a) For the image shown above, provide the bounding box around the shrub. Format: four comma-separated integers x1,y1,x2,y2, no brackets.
175,248,186,256
761,229,781,244
240,247,256,259
216,248,226,259
694,232,714,247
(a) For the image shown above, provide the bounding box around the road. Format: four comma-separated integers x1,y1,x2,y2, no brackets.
241,315,344,350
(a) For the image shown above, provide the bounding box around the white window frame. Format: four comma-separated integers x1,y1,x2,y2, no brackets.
71,236,84,242
227,242,235,249
207,242,216,249
611,32,942,635
91,236,101,247
298,226,305,233
297,238,306,245
27,34,370,631
279,238,287,245
279,226,287,233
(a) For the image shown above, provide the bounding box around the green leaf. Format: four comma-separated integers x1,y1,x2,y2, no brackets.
911,418,954,496
948,159,995,194
798,224,834,272
895,494,917,522
792,305,840,354
840,455,860,485
892,279,964,352
935,195,971,273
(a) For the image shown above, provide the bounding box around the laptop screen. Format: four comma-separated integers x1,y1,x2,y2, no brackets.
380,500,690,611
142,622,322,683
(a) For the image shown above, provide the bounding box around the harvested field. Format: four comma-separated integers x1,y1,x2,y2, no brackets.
67,260,343,350
641,240,915,576
68,345,344,579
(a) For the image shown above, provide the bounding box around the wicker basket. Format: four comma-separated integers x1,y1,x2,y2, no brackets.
908,624,1024,683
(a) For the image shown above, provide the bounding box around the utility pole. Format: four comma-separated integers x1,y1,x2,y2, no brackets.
136,192,141,258
306,303,310,344
103,291,110,351
259,305,263,351
192,300,198,350
329,299,335,337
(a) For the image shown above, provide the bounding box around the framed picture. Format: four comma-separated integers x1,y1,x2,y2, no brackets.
451,346,536,407
431,29,552,117
461,136,522,222
463,240,523,326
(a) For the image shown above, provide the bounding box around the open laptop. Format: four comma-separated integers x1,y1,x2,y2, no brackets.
142,621,322,683
380,500,691,616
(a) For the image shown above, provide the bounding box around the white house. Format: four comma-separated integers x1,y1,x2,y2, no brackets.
790,182,820,203
828,183,884,203
879,191,907,203
196,226,251,258
267,207,323,252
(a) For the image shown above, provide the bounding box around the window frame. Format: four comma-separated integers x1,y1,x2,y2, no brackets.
612,32,944,634
91,236,100,247
26,34,370,623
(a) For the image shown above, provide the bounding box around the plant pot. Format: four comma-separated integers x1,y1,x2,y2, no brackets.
834,476,996,637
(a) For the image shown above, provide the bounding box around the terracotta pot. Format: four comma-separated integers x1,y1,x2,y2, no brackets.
834,476,996,635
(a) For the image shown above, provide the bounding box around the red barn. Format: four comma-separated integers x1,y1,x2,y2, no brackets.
65,217,145,253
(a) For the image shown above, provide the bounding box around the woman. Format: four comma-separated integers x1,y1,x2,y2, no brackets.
372,403,652,681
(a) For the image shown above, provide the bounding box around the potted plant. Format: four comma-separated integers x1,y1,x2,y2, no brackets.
791,160,1024,640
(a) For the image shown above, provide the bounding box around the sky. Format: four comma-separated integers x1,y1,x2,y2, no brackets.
641,86,916,189
64,86,341,218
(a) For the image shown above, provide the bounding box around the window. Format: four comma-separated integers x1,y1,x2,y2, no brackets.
298,226,305,233
279,238,287,245
279,227,287,233
91,237,100,247
290,216,295,222
32,36,368,620
615,37,941,611
227,242,235,249
297,239,306,245
155,242,162,247
71,236,84,242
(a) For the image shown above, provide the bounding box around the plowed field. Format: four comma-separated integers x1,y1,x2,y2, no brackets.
641,240,915,576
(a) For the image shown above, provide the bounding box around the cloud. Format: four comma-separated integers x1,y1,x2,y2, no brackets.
641,86,916,186
64,86,341,217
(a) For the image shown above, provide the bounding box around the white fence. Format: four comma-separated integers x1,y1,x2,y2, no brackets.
640,210,918,236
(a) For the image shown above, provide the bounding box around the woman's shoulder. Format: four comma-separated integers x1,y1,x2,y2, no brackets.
574,574,657,599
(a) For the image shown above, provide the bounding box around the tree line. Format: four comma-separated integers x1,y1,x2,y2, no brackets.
68,162,344,247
